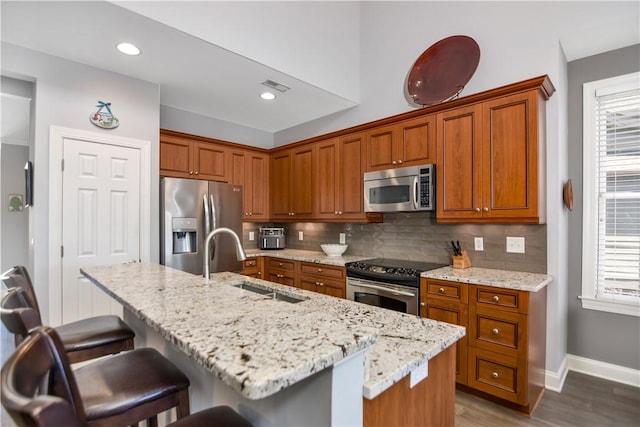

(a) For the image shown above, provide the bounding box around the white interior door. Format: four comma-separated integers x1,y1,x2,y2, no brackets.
61,138,140,324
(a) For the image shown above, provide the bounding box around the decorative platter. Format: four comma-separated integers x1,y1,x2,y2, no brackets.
407,35,480,106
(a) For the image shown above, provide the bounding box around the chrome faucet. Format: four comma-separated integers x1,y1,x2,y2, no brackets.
203,227,247,278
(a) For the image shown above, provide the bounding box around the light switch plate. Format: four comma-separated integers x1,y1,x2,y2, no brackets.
339,233,346,244
249,231,255,241
474,237,484,251
506,236,525,253
298,231,304,241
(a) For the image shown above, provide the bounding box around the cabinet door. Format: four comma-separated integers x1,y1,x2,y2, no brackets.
397,115,436,166
233,150,269,220
160,135,193,178
436,104,483,221
365,126,397,171
482,91,540,221
422,297,469,385
338,133,366,218
290,145,314,218
194,142,229,182
270,151,292,218
315,138,340,219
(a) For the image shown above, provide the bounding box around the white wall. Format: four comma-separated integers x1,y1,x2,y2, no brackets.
1,42,160,324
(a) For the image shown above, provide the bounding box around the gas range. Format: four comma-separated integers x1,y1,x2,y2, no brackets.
345,258,446,288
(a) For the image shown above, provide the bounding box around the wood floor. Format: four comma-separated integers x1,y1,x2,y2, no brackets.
456,371,640,427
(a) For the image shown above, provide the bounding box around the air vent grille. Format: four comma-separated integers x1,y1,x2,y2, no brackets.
261,80,291,93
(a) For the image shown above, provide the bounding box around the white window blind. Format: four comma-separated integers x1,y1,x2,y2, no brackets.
582,72,640,316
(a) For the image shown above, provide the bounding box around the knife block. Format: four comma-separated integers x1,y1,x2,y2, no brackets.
452,250,472,269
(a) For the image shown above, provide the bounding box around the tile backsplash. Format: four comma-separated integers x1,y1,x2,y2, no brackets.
243,212,547,274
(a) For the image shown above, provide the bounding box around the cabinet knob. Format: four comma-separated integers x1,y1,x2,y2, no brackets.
278,262,283,266
318,268,323,272
420,302,425,307
397,160,403,164
194,171,199,175
257,272,261,276
335,211,338,215
277,274,283,278
491,372,499,379
492,295,500,302
492,328,500,335
474,207,480,212
392,160,397,165
483,207,489,212
439,287,445,294
189,170,194,175
318,282,324,287
338,211,343,215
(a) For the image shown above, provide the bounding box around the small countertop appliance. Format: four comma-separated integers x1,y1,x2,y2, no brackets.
259,227,285,250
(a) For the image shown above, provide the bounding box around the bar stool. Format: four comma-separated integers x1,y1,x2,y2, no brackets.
1,326,191,427
1,326,253,427
1,265,134,363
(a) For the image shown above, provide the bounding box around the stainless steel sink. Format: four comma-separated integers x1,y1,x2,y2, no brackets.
231,282,305,303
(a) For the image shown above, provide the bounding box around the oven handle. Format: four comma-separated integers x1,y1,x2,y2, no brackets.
413,176,419,209
349,280,416,298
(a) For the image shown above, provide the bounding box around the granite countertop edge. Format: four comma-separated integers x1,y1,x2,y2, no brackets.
421,266,552,292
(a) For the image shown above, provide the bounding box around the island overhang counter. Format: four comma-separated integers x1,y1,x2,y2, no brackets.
81,262,464,427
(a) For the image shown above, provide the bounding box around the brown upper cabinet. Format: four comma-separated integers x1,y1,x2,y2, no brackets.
270,145,315,221
230,149,269,221
160,131,230,182
436,89,548,223
364,115,436,172
315,133,383,222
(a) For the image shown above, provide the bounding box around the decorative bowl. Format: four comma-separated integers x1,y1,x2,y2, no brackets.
320,244,348,257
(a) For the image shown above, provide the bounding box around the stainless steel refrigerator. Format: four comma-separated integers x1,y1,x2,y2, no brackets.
160,177,243,275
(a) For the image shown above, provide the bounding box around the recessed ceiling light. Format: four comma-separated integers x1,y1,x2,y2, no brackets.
116,42,141,56
260,92,276,101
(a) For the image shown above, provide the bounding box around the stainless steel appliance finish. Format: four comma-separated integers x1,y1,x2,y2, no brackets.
259,227,285,249
345,258,446,315
160,177,243,275
364,164,434,212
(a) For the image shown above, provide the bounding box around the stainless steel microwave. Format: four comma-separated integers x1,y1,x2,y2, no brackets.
364,164,435,212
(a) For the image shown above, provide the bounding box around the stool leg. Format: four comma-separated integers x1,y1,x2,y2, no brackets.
147,416,158,427
176,389,190,419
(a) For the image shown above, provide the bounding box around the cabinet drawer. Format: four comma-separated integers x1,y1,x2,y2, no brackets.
299,262,345,280
473,286,528,314
266,272,295,287
469,305,526,357
243,259,259,268
468,348,526,404
425,279,468,303
267,258,296,272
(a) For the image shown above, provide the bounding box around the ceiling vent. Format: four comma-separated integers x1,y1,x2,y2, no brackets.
261,80,291,93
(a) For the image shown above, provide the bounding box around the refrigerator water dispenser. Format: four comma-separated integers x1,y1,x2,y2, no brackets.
172,217,197,254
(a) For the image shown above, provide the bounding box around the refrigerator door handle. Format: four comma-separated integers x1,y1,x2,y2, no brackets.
210,194,217,261
203,193,211,237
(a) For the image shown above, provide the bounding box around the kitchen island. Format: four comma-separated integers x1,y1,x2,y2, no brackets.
81,262,465,427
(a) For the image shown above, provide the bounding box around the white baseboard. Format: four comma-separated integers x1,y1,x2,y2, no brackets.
545,355,569,392
546,354,640,391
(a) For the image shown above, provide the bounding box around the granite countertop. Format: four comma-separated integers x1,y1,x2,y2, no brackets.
244,248,370,266
81,262,464,401
421,266,552,292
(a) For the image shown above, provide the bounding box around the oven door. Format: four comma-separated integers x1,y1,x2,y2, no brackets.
346,277,419,316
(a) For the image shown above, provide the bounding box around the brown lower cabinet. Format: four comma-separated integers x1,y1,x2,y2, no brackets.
256,257,346,298
241,258,264,279
420,278,547,415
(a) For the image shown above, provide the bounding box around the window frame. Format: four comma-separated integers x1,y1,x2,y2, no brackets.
581,71,640,317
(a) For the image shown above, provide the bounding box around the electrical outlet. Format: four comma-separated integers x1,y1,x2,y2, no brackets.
339,233,346,244
474,237,484,251
506,236,525,253
249,231,255,241
298,231,304,241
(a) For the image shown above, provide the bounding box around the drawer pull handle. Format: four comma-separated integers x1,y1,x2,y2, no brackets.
279,262,283,267
420,302,425,307
491,372,499,379
318,268,323,272
492,295,500,302
439,287,445,294
492,328,500,335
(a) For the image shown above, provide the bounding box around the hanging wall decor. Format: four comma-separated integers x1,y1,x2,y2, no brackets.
90,100,119,129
